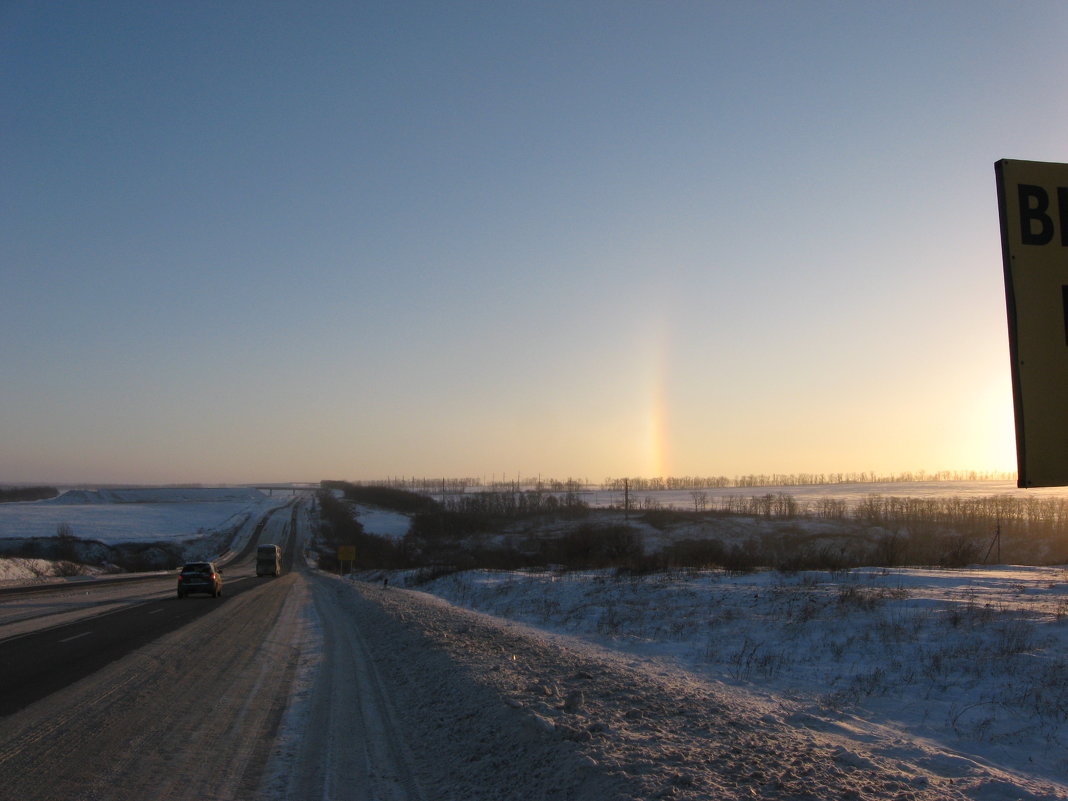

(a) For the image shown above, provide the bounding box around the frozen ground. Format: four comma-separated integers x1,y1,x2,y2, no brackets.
381,564,1068,799
0,487,287,545
351,504,411,540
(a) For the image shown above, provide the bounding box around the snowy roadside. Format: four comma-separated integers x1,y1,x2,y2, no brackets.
359,567,1068,800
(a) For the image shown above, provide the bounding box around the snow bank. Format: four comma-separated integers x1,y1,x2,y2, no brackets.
401,564,1068,796
0,557,103,582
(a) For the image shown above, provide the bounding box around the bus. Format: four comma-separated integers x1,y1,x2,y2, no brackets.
256,543,282,577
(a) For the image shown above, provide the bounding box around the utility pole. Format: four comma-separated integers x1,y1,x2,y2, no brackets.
983,516,1002,564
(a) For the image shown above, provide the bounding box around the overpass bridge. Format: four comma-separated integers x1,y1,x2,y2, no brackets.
249,484,322,497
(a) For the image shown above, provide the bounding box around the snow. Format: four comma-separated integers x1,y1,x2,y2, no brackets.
391,564,1068,798
0,487,287,545
45,487,268,505
351,504,411,539
0,557,102,582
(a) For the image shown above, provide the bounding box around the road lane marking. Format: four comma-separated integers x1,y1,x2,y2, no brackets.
148,608,163,615
59,631,93,643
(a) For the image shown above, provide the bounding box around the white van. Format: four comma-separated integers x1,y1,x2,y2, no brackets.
256,543,282,577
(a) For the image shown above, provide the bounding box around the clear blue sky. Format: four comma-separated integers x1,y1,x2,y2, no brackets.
3,1,1065,484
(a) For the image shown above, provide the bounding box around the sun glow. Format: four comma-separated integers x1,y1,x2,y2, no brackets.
644,323,671,478
978,376,1019,473
647,377,669,477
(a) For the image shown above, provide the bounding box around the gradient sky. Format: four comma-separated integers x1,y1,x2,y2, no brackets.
3,2,1066,485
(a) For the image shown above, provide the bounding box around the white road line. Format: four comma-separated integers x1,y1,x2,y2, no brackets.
148,609,163,615
59,631,93,643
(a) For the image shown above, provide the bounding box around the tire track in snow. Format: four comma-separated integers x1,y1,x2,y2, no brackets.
263,574,427,801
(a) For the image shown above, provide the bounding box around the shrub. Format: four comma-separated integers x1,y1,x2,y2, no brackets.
55,523,78,562
0,486,58,503
545,524,643,569
316,490,406,569
339,483,439,514
664,538,727,568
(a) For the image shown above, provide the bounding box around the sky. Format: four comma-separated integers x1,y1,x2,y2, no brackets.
3,1,1067,486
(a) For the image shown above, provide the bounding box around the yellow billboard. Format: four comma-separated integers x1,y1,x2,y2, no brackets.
996,159,1068,487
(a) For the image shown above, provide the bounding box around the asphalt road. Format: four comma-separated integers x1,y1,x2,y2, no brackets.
0,571,260,715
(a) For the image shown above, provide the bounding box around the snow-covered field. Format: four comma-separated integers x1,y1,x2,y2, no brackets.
0,487,287,545
392,564,1068,797
351,503,412,540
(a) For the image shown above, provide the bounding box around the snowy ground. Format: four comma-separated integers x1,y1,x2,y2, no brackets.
351,503,412,540
0,557,97,582
380,564,1068,798
0,487,287,545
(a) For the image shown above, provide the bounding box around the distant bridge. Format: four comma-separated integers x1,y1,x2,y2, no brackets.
250,485,321,496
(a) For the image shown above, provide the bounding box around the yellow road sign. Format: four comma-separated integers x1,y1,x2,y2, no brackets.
996,158,1068,487
337,546,356,561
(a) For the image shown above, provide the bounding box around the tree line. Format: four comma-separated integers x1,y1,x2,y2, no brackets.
601,471,1015,491
330,471,1015,496
0,486,59,503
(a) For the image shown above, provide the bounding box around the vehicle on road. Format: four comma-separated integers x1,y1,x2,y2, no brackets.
177,562,223,598
256,543,282,577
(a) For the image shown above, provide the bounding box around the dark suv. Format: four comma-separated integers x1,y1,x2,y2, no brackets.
177,562,223,598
